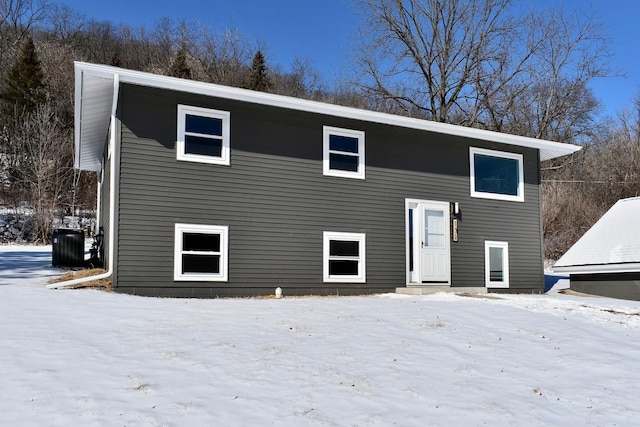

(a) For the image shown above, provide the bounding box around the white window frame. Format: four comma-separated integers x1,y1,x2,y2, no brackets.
323,231,366,283
174,223,229,281
323,126,365,179
469,147,524,202
485,240,509,288
177,105,231,165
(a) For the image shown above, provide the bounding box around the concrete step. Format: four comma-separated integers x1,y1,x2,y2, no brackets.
396,286,487,295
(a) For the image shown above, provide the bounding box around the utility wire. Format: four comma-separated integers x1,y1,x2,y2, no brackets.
542,180,640,184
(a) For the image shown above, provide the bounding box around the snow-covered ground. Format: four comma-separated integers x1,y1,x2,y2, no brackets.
1,245,639,426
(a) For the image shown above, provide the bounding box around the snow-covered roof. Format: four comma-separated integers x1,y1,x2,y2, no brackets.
553,197,640,274
74,61,581,172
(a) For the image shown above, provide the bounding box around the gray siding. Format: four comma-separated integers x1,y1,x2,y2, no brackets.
571,273,640,301
113,84,544,296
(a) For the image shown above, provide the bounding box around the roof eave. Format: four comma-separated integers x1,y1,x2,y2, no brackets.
552,263,640,275
74,62,581,170
74,64,116,172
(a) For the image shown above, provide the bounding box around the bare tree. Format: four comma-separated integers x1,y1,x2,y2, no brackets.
353,0,516,121
45,3,86,44
542,98,640,259
270,57,327,100
8,101,72,242
489,9,608,143
352,0,610,142
36,36,75,124
190,26,256,86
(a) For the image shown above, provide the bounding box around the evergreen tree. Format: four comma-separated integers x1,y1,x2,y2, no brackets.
169,46,192,79
245,50,271,92
0,37,47,117
110,51,123,67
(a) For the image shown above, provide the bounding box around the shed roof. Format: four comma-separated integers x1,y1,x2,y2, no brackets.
553,197,640,274
74,61,581,172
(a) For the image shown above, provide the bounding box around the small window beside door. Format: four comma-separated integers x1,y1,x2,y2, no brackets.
485,240,509,288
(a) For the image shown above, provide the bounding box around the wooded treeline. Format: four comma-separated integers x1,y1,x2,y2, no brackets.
1,0,639,259
0,1,335,243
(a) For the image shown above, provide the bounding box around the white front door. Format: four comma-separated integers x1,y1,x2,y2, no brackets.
420,206,449,282
406,200,451,285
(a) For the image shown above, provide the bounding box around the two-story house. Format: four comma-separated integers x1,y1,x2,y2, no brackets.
72,62,580,297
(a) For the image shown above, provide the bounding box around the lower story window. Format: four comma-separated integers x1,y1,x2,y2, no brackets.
174,223,228,281
323,231,366,283
485,241,509,288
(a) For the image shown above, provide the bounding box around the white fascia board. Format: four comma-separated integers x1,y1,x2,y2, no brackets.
75,62,581,164
552,263,640,275
73,65,84,169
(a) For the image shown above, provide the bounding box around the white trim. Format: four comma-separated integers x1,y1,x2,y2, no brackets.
323,126,365,179
323,231,366,283
485,241,509,288
99,158,104,184
95,157,105,235
174,223,229,282
405,199,451,285
552,263,640,275
405,199,417,284
177,105,230,165
470,147,524,202
73,65,83,169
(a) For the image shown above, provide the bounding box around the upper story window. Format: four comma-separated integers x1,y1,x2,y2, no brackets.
323,126,365,179
177,105,230,165
174,223,229,281
470,147,524,202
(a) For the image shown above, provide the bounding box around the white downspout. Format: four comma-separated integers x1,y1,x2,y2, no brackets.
95,158,102,235
48,73,120,289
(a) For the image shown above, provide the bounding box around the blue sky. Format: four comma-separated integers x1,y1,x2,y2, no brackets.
60,0,639,118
